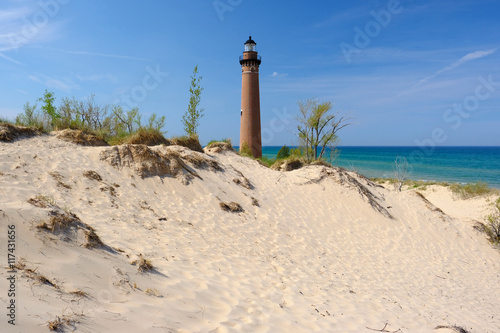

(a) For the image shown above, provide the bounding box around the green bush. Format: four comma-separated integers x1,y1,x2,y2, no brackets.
276,145,290,159
450,181,492,199
485,198,500,244
239,142,253,157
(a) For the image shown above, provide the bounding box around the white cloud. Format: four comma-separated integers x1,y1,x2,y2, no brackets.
271,72,288,78
29,73,79,92
77,73,118,84
0,3,68,53
47,48,151,62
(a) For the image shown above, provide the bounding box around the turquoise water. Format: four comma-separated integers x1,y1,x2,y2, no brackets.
260,146,500,189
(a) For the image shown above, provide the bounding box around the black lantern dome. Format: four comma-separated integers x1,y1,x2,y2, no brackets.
244,36,257,52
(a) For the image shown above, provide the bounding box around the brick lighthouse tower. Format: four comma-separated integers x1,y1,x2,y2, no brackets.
239,36,262,158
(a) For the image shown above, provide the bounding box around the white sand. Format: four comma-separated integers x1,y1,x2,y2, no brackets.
1,134,499,333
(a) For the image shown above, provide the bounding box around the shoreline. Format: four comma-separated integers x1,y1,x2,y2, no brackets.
257,145,500,189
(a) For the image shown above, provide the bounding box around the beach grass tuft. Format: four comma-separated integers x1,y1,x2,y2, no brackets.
449,181,493,199
132,254,154,273
220,201,244,213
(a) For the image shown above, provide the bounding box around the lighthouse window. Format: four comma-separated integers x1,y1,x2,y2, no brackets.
245,44,255,52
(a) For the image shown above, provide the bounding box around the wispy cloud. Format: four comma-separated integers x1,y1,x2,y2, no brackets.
398,48,499,96
0,52,21,64
314,5,370,29
414,48,498,87
45,48,151,62
29,74,79,93
77,73,118,83
270,72,288,78
0,3,68,55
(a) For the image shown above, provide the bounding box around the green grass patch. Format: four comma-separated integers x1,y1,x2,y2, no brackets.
449,181,495,199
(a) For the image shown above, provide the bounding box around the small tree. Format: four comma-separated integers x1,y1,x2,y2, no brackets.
38,90,59,128
182,65,204,136
276,145,291,159
16,102,42,128
296,98,350,162
393,156,412,192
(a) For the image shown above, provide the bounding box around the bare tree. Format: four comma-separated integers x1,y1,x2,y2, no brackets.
297,98,350,162
394,156,412,192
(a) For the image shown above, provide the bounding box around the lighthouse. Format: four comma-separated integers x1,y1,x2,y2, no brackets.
239,36,262,158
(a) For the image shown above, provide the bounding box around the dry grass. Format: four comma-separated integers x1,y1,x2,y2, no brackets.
49,171,72,189
28,195,55,208
205,141,233,153
131,254,154,273
55,129,108,146
83,170,102,182
435,325,471,333
450,181,495,199
0,123,40,142
172,149,222,172
37,211,76,232
271,157,304,171
251,197,260,207
171,135,204,153
17,265,58,289
220,201,244,213
145,288,161,297
36,207,105,249
483,197,500,244
84,227,104,249
69,289,88,298
121,128,170,146
100,144,185,179
47,313,83,332
414,191,445,214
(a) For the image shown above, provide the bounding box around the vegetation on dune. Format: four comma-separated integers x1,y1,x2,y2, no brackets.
484,197,500,244
449,181,493,199
296,98,350,163
182,65,204,137
14,90,172,146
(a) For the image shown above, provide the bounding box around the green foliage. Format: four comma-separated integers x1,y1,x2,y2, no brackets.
38,90,59,127
290,148,302,157
296,98,350,162
145,113,167,133
15,102,44,130
207,138,232,146
276,145,291,159
239,142,253,157
450,181,492,199
259,156,277,167
16,91,167,145
485,198,500,244
182,65,204,136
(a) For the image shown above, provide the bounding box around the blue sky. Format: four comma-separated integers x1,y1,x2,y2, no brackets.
1,0,499,146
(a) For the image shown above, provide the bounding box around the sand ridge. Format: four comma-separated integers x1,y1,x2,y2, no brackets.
1,134,499,332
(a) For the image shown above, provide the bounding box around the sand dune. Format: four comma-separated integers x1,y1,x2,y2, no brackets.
1,133,499,333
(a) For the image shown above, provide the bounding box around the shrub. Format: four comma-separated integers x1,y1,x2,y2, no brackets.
207,138,232,147
258,156,276,168
15,102,45,130
485,198,500,244
132,254,154,272
171,135,203,153
450,181,492,199
239,142,253,157
121,128,169,146
276,145,291,159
